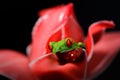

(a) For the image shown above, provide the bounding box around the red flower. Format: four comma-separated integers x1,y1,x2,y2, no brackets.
0,3,120,80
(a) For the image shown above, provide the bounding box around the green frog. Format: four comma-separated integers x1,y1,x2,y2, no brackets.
48,38,86,54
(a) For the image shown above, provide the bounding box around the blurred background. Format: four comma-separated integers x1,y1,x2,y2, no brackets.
0,0,120,80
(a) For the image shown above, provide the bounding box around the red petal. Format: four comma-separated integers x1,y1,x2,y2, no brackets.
87,32,120,79
0,50,36,80
30,3,84,61
38,4,64,16
30,50,87,80
85,20,115,61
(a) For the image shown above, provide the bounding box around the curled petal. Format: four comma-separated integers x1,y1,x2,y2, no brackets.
30,4,85,79
87,32,120,79
85,20,115,61
0,50,36,80
30,3,83,61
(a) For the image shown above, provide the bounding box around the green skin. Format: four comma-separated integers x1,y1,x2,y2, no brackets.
49,38,86,54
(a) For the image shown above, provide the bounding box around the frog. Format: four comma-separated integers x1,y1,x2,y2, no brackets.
48,38,86,54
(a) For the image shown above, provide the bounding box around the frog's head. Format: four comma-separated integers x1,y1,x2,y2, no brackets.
48,38,85,54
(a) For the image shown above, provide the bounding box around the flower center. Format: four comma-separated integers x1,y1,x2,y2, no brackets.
56,48,85,64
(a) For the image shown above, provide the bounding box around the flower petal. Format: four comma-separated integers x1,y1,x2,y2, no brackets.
30,3,84,61
0,50,36,80
85,20,115,61
30,50,87,80
87,32,120,79
38,4,64,16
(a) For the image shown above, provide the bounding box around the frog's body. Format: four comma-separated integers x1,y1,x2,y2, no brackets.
49,38,85,54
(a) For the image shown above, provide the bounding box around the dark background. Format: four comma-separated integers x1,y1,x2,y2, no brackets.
0,0,120,80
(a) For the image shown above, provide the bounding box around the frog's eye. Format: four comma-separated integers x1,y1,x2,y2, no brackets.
66,38,73,47
48,44,52,51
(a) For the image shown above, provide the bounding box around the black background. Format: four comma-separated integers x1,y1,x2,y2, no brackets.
0,0,120,80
